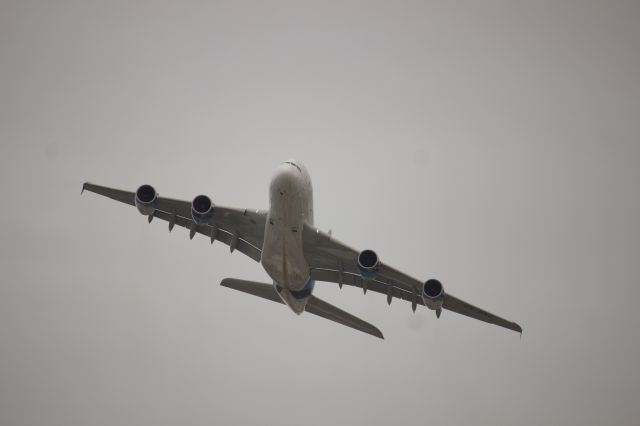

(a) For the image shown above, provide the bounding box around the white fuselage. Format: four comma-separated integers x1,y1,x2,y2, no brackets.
261,160,314,314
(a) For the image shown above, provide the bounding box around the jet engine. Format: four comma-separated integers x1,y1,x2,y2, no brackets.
422,279,445,311
191,194,214,224
135,184,157,216
357,249,380,279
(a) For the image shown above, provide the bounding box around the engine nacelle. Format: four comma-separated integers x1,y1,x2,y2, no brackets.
357,249,380,279
422,279,445,310
191,194,214,224
135,184,157,216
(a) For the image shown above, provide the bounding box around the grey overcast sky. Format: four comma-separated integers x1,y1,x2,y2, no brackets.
1,1,639,425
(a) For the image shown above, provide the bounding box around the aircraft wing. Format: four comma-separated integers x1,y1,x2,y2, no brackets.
82,183,267,262
303,224,522,333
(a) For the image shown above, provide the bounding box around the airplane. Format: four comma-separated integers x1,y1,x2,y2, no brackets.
82,159,522,339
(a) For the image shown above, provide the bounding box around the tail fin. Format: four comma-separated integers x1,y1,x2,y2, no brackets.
221,278,384,339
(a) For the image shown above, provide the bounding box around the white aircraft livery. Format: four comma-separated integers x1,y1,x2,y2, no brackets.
82,159,522,338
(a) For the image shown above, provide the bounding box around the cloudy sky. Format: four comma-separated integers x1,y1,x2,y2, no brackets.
1,1,639,425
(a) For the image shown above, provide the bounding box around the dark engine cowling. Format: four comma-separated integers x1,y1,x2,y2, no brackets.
357,249,380,279
422,279,445,310
191,195,214,224
135,184,157,215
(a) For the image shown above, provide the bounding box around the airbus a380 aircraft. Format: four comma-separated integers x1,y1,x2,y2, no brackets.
82,160,521,338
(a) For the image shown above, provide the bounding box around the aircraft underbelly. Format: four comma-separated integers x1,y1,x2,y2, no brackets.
261,162,314,313
261,220,309,291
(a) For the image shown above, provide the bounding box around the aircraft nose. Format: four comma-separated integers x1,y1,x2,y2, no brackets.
280,160,302,173
271,162,302,194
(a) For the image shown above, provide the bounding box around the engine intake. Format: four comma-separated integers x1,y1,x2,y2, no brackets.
135,184,157,215
357,249,380,279
191,195,214,224
422,279,444,310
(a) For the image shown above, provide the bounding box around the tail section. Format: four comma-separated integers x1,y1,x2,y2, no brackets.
220,278,383,339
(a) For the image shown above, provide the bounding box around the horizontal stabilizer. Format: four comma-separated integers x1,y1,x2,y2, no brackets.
305,295,384,339
220,278,383,339
220,278,284,304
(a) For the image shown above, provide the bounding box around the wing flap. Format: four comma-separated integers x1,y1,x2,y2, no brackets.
154,211,262,262
310,268,415,302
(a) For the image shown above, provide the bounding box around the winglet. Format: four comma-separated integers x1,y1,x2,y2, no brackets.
517,324,523,339
81,182,89,195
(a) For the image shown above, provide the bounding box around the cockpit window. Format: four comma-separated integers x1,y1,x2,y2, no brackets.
282,161,302,173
